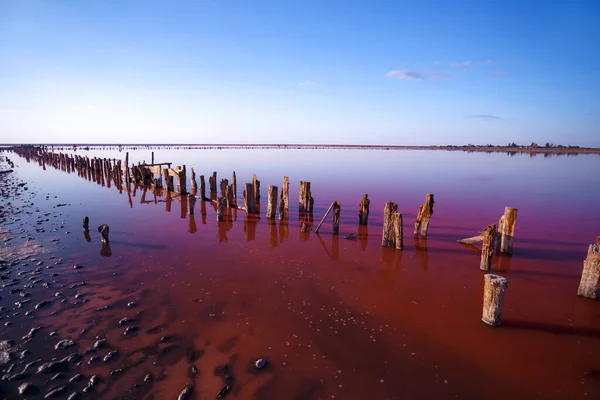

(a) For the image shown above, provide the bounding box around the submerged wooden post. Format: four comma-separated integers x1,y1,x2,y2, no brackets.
190,168,198,193
252,174,260,202
282,176,289,210
299,181,311,212
97,224,110,244
244,183,257,214
225,185,233,208
359,194,370,225
232,171,237,200
217,197,227,221
382,202,402,249
480,224,496,271
482,274,508,326
278,192,285,220
220,179,229,198
82,216,89,233
332,201,341,235
577,244,600,299
414,194,434,236
209,172,217,197
266,185,278,219
187,194,196,215
498,207,517,254
199,175,206,200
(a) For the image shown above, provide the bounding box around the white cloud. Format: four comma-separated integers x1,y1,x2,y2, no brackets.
386,70,423,81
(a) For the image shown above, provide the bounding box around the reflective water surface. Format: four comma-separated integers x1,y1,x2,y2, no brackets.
3,148,600,399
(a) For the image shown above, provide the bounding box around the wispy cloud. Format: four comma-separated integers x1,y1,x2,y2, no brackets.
298,80,316,86
450,61,472,69
386,70,423,81
491,71,507,78
467,114,503,122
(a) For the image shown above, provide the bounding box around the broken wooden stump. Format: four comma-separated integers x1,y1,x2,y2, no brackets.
498,207,517,254
358,194,370,225
299,181,311,212
232,171,237,200
220,179,229,198
199,175,206,200
382,202,403,249
252,174,261,202
577,244,600,299
480,224,496,271
278,189,285,220
282,176,289,210
482,274,508,326
190,168,198,193
332,201,341,235
97,224,110,244
244,183,257,214
82,216,89,233
217,197,227,221
209,172,217,197
266,185,278,219
177,166,187,194
414,194,434,236
225,185,233,208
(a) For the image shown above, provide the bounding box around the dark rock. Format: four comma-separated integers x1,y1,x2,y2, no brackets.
18,382,35,395
119,317,133,325
103,350,117,362
124,326,138,336
68,373,83,383
144,373,152,383
88,356,99,364
44,385,66,398
54,339,74,350
35,300,51,309
216,384,231,399
177,385,193,400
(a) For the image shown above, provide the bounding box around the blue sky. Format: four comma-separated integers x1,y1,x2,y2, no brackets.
1,0,598,145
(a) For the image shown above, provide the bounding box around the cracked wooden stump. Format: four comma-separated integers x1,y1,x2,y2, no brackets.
299,181,311,212
498,207,517,254
252,174,261,202
187,194,196,215
217,197,227,221
480,224,496,271
244,183,257,214
82,216,89,233
414,194,434,236
332,201,341,235
482,274,508,326
190,168,198,193
282,176,289,210
209,171,217,197
359,194,370,225
577,244,600,299
232,171,237,201
382,202,403,249
97,224,110,244
199,175,206,200
266,185,278,219
220,179,229,198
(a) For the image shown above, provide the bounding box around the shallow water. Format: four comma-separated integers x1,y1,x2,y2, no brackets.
2,148,600,399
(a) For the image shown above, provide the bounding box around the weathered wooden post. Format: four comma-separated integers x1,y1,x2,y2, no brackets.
359,194,370,225
232,171,237,201
299,181,311,212
190,168,198,193
244,183,257,213
278,191,285,220
178,166,187,194
151,151,154,164
217,197,227,221
482,274,508,326
480,224,496,271
252,174,260,202
332,201,341,235
225,185,233,208
577,244,600,298
124,152,129,184
97,224,110,244
266,185,278,219
162,168,171,191
209,172,217,197
188,194,196,215
82,216,89,232
220,179,229,198
414,194,434,236
498,207,517,254
382,202,403,249
282,176,289,210
199,175,206,200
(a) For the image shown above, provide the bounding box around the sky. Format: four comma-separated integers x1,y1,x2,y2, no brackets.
1,0,599,146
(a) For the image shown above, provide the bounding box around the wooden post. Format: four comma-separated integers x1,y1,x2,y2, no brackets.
162,168,171,192
359,194,370,225
97,224,110,244
220,179,229,198
414,194,434,236
266,185,278,219
124,152,129,183
199,175,206,200
209,172,217,197
225,185,233,208
577,244,600,298
332,201,341,235
282,176,289,209
178,165,187,194
151,151,154,164
382,202,402,249
244,183,257,214
232,171,237,201
480,224,496,271
299,181,311,212
190,168,198,193
217,197,227,221
188,194,196,215
82,216,89,232
482,274,508,326
499,207,517,254
308,192,314,213
252,174,260,202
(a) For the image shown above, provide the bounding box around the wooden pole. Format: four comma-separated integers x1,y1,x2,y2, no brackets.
278,189,285,220
244,183,257,214
299,181,311,212
499,207,517,254
382,202,403,249
209,171,217,197
282,176,289,210
220,179,229,198
577,244,600,298
315,202,335,233
358,194,370,225
266,185,278,219
162,168,171,192
225,185,233,208
480,224,496,271
332,201,341,235
199,175,206,200
151,151,154,164
232,171,237,200
414,194,434,236
217,197,226,221
178,165,187,194
482,274,508,326
190,168,198,193
97,224,110,244
252,174,261,202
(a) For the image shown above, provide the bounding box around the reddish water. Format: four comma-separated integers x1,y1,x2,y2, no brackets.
2,149,600,399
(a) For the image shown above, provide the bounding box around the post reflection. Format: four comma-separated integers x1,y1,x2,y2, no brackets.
188,214,197,234
83,231,92,243
380,246,402,284
278,217,289,244
100,242,112,257
358,224,368,251
200,200,207,224
268,219,278,248
414,236,429,271
244,212,257,242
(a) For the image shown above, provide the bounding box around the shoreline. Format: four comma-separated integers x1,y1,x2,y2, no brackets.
2,144,600,155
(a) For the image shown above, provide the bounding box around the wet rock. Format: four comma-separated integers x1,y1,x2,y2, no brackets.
67,392,80,400
178,385,193,400
191,365,198,375
74,294,83,299
0,340,16,364
61,353,82,363
144,373,152,383
69,282,85,289
83,375,98,393
73,264,83,270
49,332,57,336
160,336,170,342
127,301,138,308
23,358,42,372
44,385,66,398
88,356,99,365
9,372,30,380
19,350,30,359
22,326,42,341
93,339,105,349
124,326,138,336
216,384,231,399
54,339,74,350
110,368,124,376
254,358,267,369
96,305,111,312
54,292,63,297
83,347,95,355
118,317,133,325
50,372,65,380
37,360,65,374
35,300,51,309
68,373,83,383
18,382,35,395
103,351,117,362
